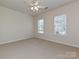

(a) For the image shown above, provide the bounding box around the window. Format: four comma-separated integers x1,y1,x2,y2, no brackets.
37,19,44,33
54,14,67,36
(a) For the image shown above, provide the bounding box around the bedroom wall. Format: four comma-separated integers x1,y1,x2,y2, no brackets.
0,38,79,59
0,6,34,44
34,0,79,48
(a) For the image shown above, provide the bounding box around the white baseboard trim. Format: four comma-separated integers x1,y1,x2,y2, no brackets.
36,37,79,48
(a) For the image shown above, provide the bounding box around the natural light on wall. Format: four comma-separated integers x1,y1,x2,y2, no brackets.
54,14,67,36
37,19,44,33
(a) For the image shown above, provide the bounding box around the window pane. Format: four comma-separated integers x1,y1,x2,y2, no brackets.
38,19,44,33
54,15,66,36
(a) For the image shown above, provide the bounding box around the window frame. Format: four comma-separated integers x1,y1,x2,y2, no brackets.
54,14,67,36
37,18,44,34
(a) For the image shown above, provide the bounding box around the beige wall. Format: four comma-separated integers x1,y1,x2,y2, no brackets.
0,6,34,44
34,1,79,48
0,38,79,59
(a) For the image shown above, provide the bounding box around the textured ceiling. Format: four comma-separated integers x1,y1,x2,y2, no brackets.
0,0,76,15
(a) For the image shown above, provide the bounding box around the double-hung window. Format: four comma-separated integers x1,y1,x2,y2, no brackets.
37,19,44,33
54,14,67,36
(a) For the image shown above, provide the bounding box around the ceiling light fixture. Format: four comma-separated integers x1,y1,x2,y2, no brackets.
30,5,39,12
24,0,48,13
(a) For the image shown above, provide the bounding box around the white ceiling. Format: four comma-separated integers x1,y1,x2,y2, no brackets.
0,0,76,15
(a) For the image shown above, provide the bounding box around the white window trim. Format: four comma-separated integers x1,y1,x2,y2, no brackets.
54,14,67,36
37,18,44,34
